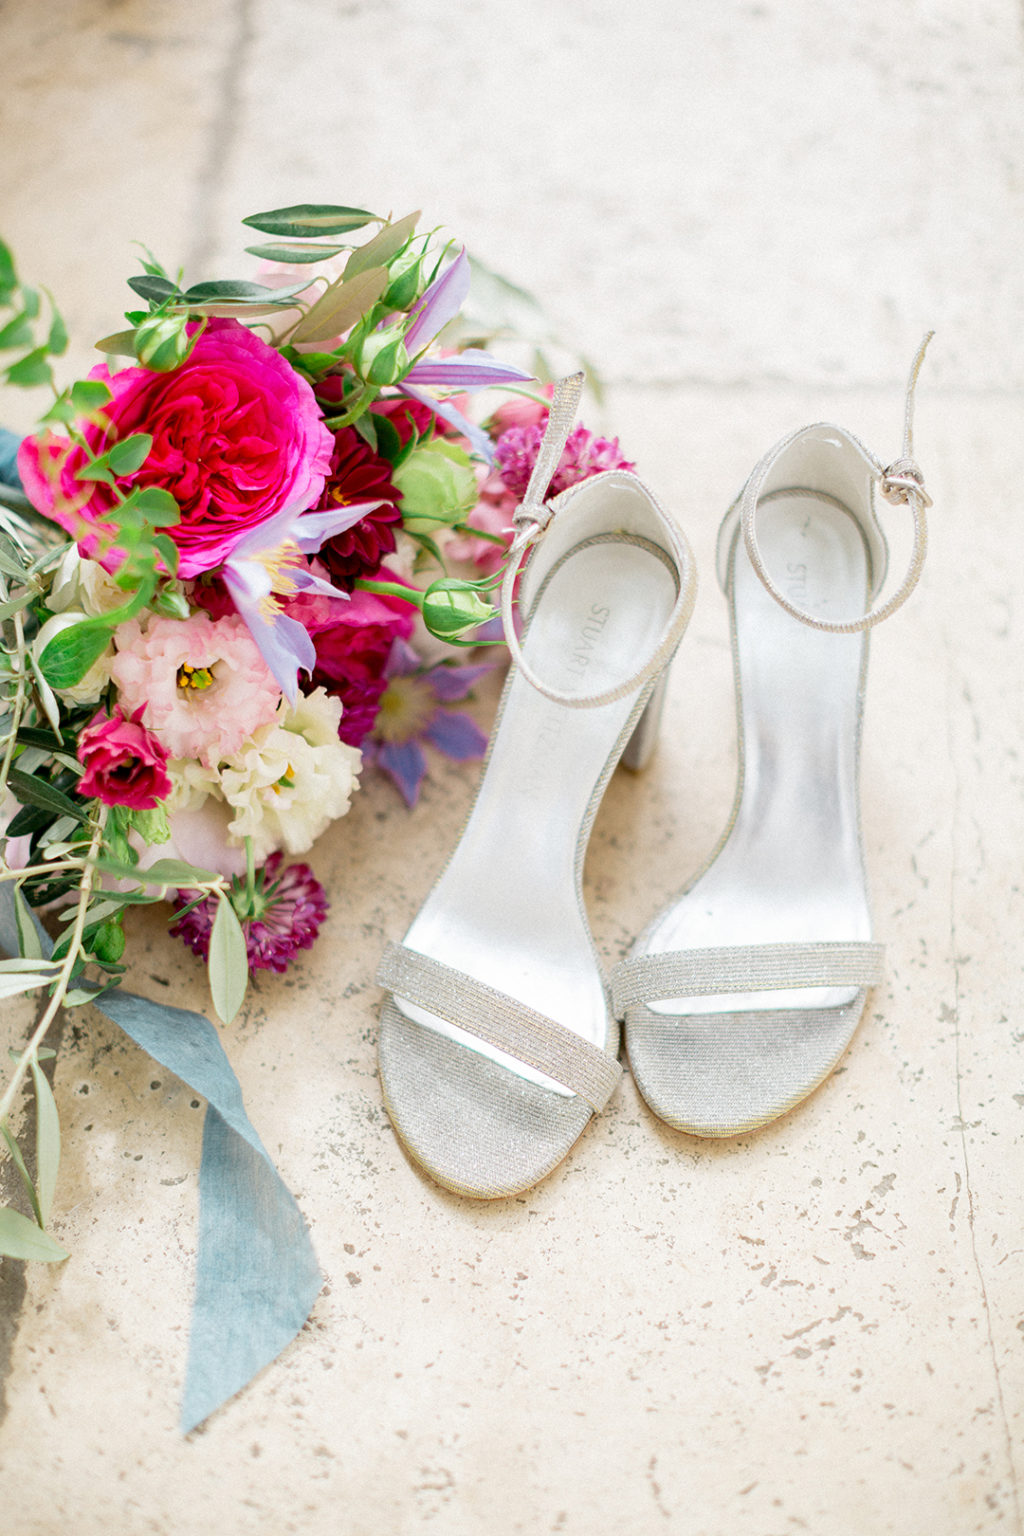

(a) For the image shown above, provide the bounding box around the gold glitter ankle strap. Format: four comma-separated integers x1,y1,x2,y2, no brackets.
738,333,934,634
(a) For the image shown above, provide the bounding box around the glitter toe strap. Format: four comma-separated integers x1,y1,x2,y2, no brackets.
377,942,622,1112
611,941,886,1019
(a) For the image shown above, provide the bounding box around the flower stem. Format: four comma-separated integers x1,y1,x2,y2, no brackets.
0,611,29,806
0,810,106,1132
322,383,380,431
353,577,424,608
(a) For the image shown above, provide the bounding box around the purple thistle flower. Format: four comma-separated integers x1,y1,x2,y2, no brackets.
362,638,492,806
170,853,329,975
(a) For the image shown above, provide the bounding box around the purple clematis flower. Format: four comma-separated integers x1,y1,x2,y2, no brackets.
363,637,492,806
222,498,382,702
397,249,534,461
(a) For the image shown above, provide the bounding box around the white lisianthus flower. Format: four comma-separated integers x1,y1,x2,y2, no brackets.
218,688,360,862
164,757,221,814
31,611,113,705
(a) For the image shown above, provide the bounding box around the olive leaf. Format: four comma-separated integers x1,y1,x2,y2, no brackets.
0,1206,68,1263
241,204,377,238
209,894,248,1026
291,265,389,345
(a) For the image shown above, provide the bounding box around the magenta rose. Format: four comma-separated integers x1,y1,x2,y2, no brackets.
17,319,333,578
77,707,172,810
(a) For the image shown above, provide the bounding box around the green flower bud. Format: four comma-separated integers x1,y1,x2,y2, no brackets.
150,582,191,620
393,439,478,535
421,578,495,642
91,918,126,965
384,254,423,311
355,321,410,386
134,312,194,372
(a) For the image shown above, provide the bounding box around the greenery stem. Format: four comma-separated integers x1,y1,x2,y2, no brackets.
322,382,381,430
0,810,106,1131
0,610,29,805
352,577,424,608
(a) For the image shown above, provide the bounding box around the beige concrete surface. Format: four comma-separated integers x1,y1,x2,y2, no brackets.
0,2,1022,1532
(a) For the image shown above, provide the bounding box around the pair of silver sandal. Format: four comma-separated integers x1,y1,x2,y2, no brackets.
376,349,932,1200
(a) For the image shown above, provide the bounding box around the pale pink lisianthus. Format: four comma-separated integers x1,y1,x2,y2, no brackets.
17,318,333,577
109,611,281,766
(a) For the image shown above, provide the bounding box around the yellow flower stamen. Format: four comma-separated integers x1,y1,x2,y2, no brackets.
253,538,305,625
177,662,215,691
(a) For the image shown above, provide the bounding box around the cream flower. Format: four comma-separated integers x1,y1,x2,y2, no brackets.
109,611,281,766
218,688,360,862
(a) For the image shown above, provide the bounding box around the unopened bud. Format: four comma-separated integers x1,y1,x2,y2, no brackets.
134,313,194,372
421,578,494,642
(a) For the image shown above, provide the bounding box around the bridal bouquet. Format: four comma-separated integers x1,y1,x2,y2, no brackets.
0,205,637,1419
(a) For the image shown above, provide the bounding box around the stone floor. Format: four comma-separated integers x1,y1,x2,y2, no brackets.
1,1,1022,1532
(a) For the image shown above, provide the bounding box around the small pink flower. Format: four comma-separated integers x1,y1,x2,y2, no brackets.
109,611,281,766
77,707,172,810
17,319,333,577
494,420,636,501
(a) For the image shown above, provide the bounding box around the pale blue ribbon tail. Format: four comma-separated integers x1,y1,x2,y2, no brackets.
0,887,323,1434
97,989,324,1435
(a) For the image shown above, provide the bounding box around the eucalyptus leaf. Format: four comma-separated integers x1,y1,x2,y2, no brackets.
29,1054,60,1226
244,240,350,265
291,265,389,345
241,203,377,238
7,768,86,825
37,617,113,690
0,1205,68,1263
47,308,68,356
344,211,421,280
209,895,248,1026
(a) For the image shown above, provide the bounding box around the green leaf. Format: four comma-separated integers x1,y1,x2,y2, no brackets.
47,307,68,356
129,485,180,525
37,617,113,689
291,265,389,345
107,432,152,475
0,972,60,1000
244,240,350,265
344,210,421,280
93,329,138,357
182,279,270,302
12,884,43,961
0,591,33,621
127,275,181,305
241,203,377,238
7,767,87,824
151,534,180,575
5,347,52,387
0,1206,68,1263
71,378,114,413
89,856,218,887
209,894,248,1025
0,238,16,290
0,314,33,350
0,1127,41,1225
29,1054,60,1226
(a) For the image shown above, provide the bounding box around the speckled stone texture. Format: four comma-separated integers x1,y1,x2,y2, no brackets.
0,2,1022,1532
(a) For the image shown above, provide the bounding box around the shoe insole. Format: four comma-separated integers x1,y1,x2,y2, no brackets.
398,534,679,1091
643,492,873,1015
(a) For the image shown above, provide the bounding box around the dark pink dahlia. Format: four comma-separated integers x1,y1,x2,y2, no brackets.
170,853,329,975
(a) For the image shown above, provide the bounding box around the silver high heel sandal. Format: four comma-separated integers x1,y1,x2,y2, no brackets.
376,376,697,1197
612,337,933,1138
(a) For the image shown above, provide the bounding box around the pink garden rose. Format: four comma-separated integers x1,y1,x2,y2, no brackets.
18,319,333,578
77,707,172,810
